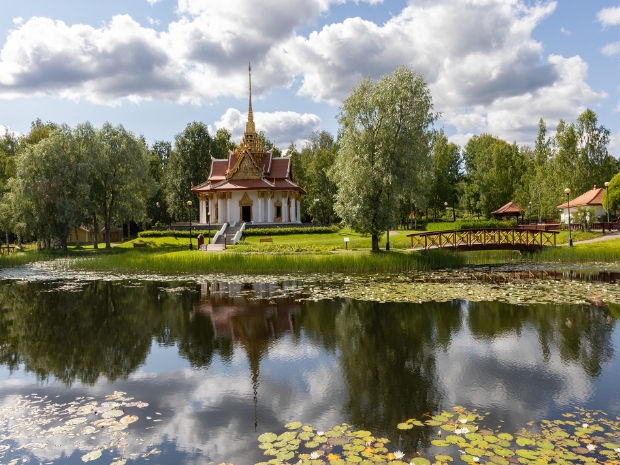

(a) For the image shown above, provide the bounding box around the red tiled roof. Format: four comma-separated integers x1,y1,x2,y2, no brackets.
557,187,604,209
491,201,521,215
269,158,290,178
210,159,228,181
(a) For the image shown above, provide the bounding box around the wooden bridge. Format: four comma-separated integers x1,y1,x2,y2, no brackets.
407,229,559,252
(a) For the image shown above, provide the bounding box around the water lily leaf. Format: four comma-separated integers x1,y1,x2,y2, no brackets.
497,433,513,441
110,461,126,465
66,417,88,426
108,424,128,432
536,440,554,450
489,457,509,465
426,420,443,426
263,448,278,456
465,433,482,441
346,456,362,463
435,455,454,462
278,431,297,442
81,450,102,462
277,451,294,460
412,421,425,427
460,455,475,462
411,458,430,465
398,423,413,430
299,432,314,441
603,443,620,449
494,448,514,457
563,440,580,447
285,421,302,430
101,409,123,419
305,441,319,448
258,443,272,450
432,440,451,447
484,436,499,444
516,438,535,447
119,415,138,425
355,430,372,437
258,433,278,443
516,449,539,459
465,448,485,456
441,424,456,431
446,435,466,444
81,426,96,435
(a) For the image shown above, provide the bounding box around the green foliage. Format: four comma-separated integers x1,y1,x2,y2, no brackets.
137,226,338,239
424,219,516,231
606,171,620,213
463,134,525,217
164,122,213,221
331,66,436,251
289,131,338,223
428,130,462,221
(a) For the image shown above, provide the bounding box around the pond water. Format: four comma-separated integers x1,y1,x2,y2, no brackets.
0,275,619,464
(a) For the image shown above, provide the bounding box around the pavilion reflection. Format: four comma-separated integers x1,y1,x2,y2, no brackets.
193,280,303,429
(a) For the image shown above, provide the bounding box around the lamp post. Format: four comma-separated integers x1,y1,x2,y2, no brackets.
528,201,532,225
565,188,572,247
187,200,193,250
444,202,448,222
386,188,392,250
313,198,319,226
207,211,211,244
605,181,610,223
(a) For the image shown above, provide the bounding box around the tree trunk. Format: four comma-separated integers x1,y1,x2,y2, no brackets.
5,232,8,249
105,220,111,248
37,238,42,252
93,213,99,249
371,234,380,252
17,235,22,251
61,237,67,252
75,228,80,247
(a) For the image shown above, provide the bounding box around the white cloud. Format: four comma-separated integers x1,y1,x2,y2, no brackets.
147,16,160,26
0,125,20,138
0,0,607,148
602,41,620,56
214,108,322,149
598,5,620,27
12,17,23,25
561,27,570,35
146,0,163,5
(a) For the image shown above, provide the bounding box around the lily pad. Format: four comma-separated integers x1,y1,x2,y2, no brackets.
81,450,102,462
397,423,413,430
411,458,431,465
258,432,278,443
285,421,302,429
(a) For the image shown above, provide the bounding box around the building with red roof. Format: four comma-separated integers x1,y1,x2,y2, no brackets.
557,185,606,223
491,201,521,220
191,66,305,225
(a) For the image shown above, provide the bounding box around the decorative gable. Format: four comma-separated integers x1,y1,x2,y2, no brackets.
226,151,264,180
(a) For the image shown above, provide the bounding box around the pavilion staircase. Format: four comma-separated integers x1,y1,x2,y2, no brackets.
213,224,242,246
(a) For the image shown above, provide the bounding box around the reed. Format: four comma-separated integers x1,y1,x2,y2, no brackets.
66,248,467,275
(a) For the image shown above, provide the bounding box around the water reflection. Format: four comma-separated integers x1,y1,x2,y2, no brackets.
0,278,617,464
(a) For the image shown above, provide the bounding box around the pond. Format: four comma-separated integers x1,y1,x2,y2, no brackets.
0,273,618,464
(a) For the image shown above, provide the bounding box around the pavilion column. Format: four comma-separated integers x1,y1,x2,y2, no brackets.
208,194,214,225
258,191,265,223
291,196,297,224
217,192,226,224
199,195,206,224
226,192,231,224
268,191,275,223
296,198,301,223
282,192,289,222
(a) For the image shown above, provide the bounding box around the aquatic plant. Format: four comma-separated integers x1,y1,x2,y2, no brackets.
255,407,620,465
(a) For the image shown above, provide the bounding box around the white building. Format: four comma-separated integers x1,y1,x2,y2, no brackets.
191,67,305,225
557,185,606,223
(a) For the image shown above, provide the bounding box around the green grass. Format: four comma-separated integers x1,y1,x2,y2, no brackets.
555,230,602,244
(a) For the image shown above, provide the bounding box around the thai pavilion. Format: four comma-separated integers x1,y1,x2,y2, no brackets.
191,67,305,226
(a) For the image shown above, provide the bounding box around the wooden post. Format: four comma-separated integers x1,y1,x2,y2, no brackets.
425,235,427,250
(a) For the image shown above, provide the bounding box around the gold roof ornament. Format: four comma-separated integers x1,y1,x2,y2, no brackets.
226,64,267,179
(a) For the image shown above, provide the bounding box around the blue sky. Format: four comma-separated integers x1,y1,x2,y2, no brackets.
0,0,619,155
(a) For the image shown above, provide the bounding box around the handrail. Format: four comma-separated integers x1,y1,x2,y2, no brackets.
212,223,228,245
232,222,246,245
406,228,558,251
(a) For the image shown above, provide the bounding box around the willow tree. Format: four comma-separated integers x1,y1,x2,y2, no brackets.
330,66,436,251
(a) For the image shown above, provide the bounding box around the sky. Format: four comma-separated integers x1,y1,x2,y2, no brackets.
0,0,620,155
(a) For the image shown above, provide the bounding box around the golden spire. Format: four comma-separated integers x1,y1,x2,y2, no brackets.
246,63,256,133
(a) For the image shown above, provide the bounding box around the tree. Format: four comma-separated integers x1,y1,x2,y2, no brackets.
258,130,282,157
330,66,436,251
463,134,525,217
12,125,91,251
428,130,462,221
146,141,172,227
90,123,156,248
164,122,213,221
291,131,339,224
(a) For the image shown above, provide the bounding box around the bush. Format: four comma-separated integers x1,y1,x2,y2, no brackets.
138,230,215,238
242,226,339,236
424,219,517,231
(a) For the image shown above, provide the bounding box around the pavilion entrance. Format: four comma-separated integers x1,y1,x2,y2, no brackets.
242,206,252,222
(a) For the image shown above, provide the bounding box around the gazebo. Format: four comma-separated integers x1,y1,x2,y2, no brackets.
491,201,521,221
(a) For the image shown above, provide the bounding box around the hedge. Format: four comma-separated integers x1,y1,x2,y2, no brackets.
138,225,339,239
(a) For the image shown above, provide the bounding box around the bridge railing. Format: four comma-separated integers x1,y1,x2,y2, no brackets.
407,228,559,251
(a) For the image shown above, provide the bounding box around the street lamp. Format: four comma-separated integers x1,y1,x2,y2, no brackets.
528,201,532,225
386,188,392,250
187,200,193,250
605,181,610,223
565,188,572,247
207,211,211,244
313,198,319,226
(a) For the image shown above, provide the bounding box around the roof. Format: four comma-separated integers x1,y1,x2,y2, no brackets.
491,201,521,215
557,186,604,209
